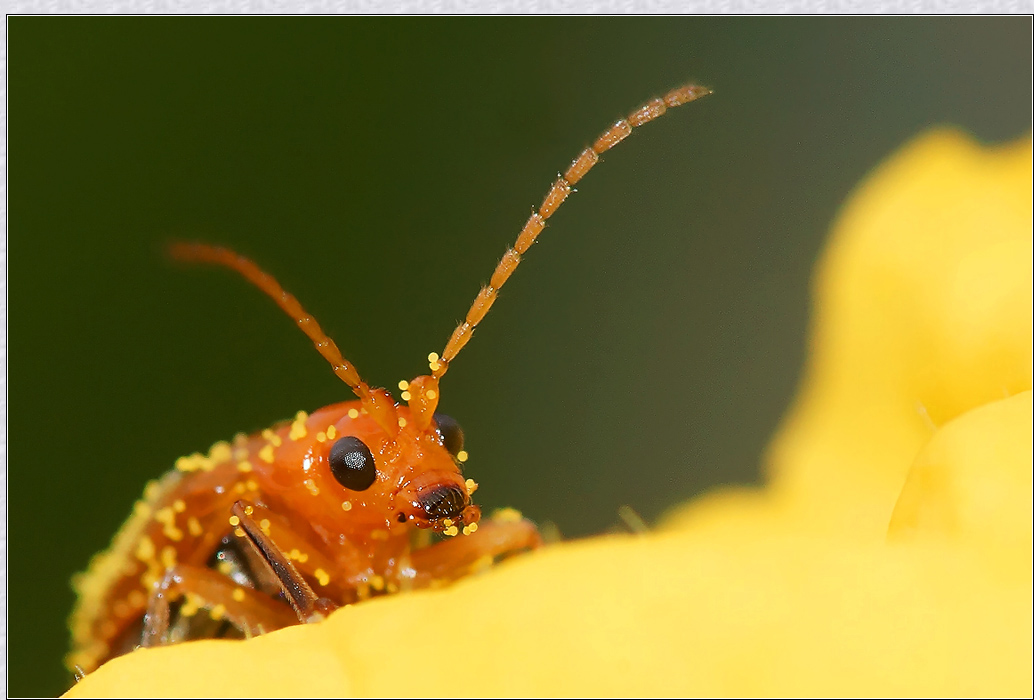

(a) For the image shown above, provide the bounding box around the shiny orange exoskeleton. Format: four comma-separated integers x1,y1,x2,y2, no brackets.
67,83,712,676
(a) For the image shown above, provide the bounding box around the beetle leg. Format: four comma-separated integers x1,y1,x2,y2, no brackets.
408,515,542,585
229,501,338,623
142,563,297,647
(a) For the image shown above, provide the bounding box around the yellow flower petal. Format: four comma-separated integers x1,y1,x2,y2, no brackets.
65,129,1033,697
766,129,1032,537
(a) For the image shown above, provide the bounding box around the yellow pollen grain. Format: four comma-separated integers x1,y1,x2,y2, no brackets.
175,456,196,472
135,536,155,563
348,408,359,419
316,431,327,443
400,391,412,402
232,587,246,603
217,561,234,576
180,595,199,617
428,352,439,362
429,361,441,372
228,515,240,527
386,581,399,594
187,516,203,537
426,389,436,400
442,518,454,527
233,432,248,446
315,568,330,586
233,446,249,460
155,507,184,541
462,522,479,536
261,429,275,441
247,479,259,491
304,478,320,496
234,527,245,537
289,420,307,441
465,478,478,495
341,501,352,511
398,417,407,428
143,480,161,501
258,445,275,464
259,519,271,535
243,505,254,516
296,410,309,422
327,425,338,439
208,441,232,464
456,450,469,463
398,379,409,391
210,603,226,621
160,545,177,569
173,499,186,513
492,507,523,523
371,575,385,591
133,501,152,518
237,460,253,473
443,525,459,537
271,434,283,447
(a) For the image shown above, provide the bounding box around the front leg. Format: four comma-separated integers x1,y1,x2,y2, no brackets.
409,513,542,586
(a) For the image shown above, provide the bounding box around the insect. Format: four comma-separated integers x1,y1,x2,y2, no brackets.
66,82,713,676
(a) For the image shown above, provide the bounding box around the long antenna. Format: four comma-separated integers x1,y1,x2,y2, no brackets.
168,242,372,401
429,83,712,379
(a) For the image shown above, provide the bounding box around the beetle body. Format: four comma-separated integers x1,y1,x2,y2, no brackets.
67,81,712,677
68,399,538,673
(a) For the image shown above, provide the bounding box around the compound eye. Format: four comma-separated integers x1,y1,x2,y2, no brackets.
328,436,377,491
433,413,464,456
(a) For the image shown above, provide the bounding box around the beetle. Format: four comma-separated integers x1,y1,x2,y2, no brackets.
66,82,712,675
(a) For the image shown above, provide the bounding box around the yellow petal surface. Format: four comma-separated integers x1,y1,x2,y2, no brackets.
66,130,1033,697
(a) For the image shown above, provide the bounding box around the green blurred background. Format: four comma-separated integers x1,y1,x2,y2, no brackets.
7,17,1031,697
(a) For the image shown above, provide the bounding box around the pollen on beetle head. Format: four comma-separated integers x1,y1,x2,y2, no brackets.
228,515,241,527
400,390,412,401
398,379,409,391
232,587,246,603
315,568,331,586
244,505,254,516
398,416,407,428
327,425,338,439
237,460,253,473
258,445,275,464
303,478,320,496
443,525,459,537
341,500,352,511
347,408,359,419
456,450,469,463
210,603,226,621
289,419,307,441
462,522,479,536
465,478,479,495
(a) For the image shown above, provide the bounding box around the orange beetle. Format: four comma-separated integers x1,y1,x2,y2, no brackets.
66,82,712,676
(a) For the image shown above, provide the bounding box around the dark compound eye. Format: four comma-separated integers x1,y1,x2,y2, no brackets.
328,436,377,491
433,413,464,456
